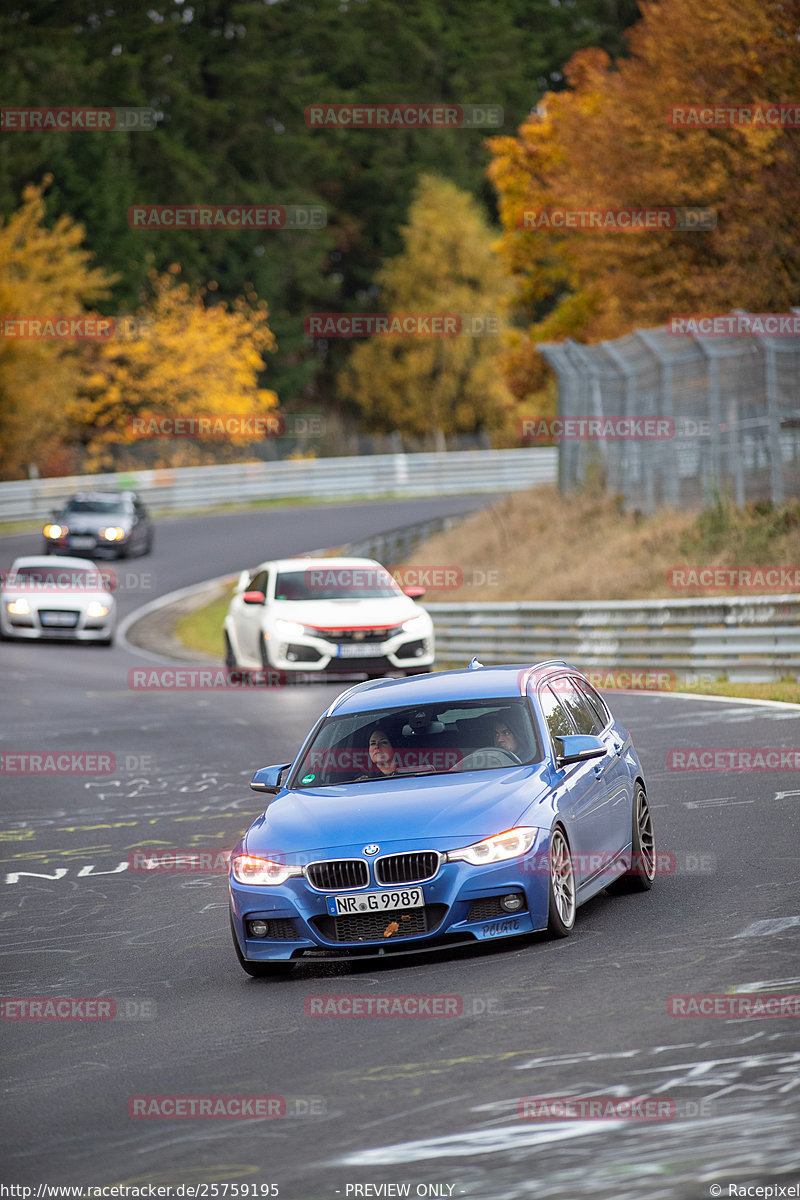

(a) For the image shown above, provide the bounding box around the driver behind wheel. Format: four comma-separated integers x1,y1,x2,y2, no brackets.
492,709,526,758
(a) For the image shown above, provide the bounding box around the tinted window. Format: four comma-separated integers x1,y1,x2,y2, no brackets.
274,567,399,601
66,498,125,515
552,676,599,735
575,678,610,731
248,570,269,593
539,686,573,739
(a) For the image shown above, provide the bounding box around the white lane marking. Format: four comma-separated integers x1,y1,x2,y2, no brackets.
730,978,800,992
684,797,755,809
733,916,800,939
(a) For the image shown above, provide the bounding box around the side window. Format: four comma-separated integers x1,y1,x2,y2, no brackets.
539,686,573,741
248,570,268,594
575,678,610,731
553,676,601,736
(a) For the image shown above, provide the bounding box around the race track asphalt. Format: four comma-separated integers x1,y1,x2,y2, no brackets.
2,495,799,1200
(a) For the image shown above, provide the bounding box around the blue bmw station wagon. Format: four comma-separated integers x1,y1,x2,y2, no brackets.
229,659,655,976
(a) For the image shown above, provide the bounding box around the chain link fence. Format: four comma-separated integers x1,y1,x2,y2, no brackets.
539,313,800,512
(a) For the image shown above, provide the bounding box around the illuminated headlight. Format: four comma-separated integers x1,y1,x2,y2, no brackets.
99,526,125,542
446,827,538,866
43,524,66,539
86,601,109,618
7,599,31,616
274,619,305,639
402,614,428,633
231,854,302,886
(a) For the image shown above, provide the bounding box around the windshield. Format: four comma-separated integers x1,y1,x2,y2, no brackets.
291,698,543,788
274,567,400,601
65,499,127,515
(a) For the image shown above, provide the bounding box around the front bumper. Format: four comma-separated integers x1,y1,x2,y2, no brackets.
44,533,130,558
229,842,549,964
268,631,435,674
1,606,115,641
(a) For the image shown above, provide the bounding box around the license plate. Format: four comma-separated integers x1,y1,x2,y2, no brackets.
70,536,96,548
326,886,424,916
40,612,78,627
337,643,382,658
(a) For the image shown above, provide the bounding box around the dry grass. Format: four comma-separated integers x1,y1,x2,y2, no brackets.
397,485,800,602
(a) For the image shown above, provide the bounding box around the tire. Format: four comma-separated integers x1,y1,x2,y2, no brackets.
259,633,271,670
224,632,238,670
614,782,656,893
230,913,292,979
546,825,576,937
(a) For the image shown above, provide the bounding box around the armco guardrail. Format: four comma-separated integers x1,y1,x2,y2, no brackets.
426,595,800,682
0,449,557,525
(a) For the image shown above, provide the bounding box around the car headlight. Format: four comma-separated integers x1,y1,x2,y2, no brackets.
86,601,110,618
445,827,538,866
7,599,31,616
401,614,429,633
99,526,125,541
274,619,306,639
43,524,66,539
231,854,302,886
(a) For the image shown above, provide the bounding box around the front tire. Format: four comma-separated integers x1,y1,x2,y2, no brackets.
259,633,271,670
546,825,576,937
230,913,292,978
224,632,237,670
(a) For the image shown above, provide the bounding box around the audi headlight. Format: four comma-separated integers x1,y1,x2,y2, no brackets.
86,601,109,618
446,827,538,866
99,526,125,542
7,599,31,616
231,854,302,886
274,619,306,639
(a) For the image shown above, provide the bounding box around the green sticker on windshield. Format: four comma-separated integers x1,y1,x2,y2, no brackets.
301,773,316,784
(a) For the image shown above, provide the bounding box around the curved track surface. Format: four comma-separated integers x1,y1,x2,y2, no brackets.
2,496,799,1198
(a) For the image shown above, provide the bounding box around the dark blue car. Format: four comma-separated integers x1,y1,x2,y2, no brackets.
229,659,655,976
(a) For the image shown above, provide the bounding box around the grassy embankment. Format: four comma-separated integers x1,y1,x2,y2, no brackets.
175,486,800,704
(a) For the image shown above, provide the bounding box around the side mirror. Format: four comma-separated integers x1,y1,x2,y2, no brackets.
554,734,607,768
251,763,292,795
404,586,426,600
242,591,266,605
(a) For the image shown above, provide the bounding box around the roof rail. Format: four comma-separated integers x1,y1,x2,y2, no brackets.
531,658,569,670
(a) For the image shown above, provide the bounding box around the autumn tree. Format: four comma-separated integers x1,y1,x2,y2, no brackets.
339,176,513,444
0,178,113,479
73,266,279,471
488,0,800,398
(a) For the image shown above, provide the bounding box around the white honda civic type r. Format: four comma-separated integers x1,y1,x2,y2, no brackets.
223,557,435,679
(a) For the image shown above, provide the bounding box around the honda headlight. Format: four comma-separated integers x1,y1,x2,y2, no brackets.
274,619,306,639
446,827,538,866
402,614,428,632
231,854,302,886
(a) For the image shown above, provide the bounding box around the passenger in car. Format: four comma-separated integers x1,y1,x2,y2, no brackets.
355,725,401,779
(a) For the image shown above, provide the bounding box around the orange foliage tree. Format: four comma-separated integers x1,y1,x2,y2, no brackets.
488,0,800,399
74,267,279,471
0,177,113,479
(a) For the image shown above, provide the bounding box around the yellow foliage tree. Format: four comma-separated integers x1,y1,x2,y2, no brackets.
339,176,514,445
74,267,279,471
488,0,800,396
0,177,113,479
